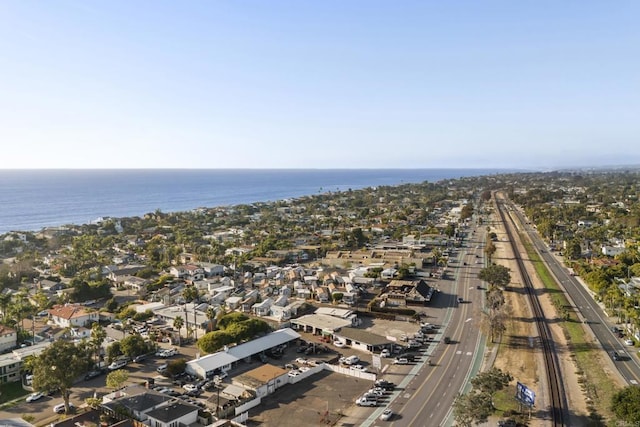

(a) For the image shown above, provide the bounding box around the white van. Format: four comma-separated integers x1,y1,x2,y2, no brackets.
343,355,360,365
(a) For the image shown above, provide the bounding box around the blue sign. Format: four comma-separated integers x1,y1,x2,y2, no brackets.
516,382,535,406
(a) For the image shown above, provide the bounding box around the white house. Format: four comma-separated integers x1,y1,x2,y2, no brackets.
48,304,99,328
252,298,273,316
143,400,199,427
0,326,17,353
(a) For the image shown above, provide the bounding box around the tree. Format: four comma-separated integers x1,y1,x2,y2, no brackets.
484,240,497,263
32,340,89,414
206,306,217,332
106,369,129,390
452,391,494,426
166,358,187,378
106,341,123,363
471,367,512,396
90,322,107,364
611,386,640,424
173,316,184,346
182,286,199,303
120,334,150,358
478,264,511,288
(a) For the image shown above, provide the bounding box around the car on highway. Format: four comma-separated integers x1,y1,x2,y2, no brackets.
380,408,393,421
26,392,43,402
457,297,464,303
611,351,621,361
444,336,451,344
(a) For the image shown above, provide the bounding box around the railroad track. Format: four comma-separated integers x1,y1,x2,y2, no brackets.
494,194,566,426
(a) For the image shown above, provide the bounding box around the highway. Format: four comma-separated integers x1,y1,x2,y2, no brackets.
509,203,640,387
367,221,488,426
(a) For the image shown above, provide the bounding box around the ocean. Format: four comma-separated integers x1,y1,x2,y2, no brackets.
0,169,510,234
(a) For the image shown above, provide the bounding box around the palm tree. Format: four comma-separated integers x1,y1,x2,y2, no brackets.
206,306,217,332
90,323,107,364
173,316,184,346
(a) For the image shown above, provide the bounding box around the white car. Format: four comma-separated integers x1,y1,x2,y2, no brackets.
108,359,128,370
288,370,301,377
183,383,199,392
624,339,635,346
53,402,75,414
26,392,43,402
380,349,391,358
393,358,408,365
356,397,377,407
380,408,393,421
295,357,308,365
333,340,346,348
350,364,368,372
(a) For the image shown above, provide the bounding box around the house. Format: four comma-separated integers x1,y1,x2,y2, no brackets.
102,386,174,422
232,364,288,398
145,400,199,427
0,353,21,383
252,298,273,317
169,264,205,282
186,328,300,379
200,263,225,277
38,279,64,292
48,304,99,328
0,326,17,352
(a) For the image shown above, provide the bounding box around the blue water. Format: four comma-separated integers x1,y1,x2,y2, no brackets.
0,169,510,234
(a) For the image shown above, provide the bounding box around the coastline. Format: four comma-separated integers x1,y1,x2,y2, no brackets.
0,168,515,235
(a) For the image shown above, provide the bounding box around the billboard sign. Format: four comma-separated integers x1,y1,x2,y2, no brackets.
516,382,535,406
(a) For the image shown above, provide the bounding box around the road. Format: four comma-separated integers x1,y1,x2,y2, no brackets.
510,204,640,386
358,220,488,426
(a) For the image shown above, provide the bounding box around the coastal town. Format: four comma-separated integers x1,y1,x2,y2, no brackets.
1,170,640,427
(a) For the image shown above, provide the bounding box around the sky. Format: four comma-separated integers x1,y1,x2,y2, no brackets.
1,1,639,170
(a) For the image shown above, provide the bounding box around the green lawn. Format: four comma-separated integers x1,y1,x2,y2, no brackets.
0,381,29,404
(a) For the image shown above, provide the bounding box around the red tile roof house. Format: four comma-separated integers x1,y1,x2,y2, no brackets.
49,304,99,328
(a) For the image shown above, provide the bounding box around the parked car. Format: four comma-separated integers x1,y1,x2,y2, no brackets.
53,402,75,414
393,357,408,365
375,379,395,390
26,392,43,402
356,397,377,407
84,368,106,380
333,340,346,348
133,353,148,363
183,383,199,392
624,339,635,346
157,363,168,373
380,349,391,358
108,359,128,370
